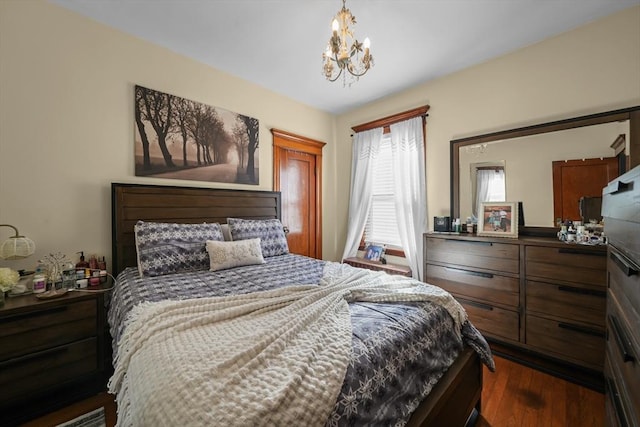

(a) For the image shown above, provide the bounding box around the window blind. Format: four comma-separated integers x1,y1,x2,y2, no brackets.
364,136,403,248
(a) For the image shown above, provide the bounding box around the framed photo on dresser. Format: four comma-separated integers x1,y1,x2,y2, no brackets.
364,244,385,261
477,201,519,238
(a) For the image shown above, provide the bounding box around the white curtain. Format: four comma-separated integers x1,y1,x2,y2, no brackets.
389,117,426,280
475,169,505,218
341,127,384,260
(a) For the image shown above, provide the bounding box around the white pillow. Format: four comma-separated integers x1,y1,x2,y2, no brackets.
206,238,265,271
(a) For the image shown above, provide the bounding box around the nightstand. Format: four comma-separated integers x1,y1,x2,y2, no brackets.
0,288,108,426
343,257,412,277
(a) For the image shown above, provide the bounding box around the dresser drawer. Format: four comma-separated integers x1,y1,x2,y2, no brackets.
608,247,640,332
0,337,98,405
525,246,606,286
526,280,605,327
605,347,640,427
458,297,519,342
426,237,519,274
526,314,604,369
426,263,519,308
606,292,640,417
0,300,97,361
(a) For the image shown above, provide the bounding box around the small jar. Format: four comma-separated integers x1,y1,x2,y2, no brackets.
32,274,46,294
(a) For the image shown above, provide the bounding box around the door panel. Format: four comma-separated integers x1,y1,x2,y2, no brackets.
552,157,618,222
272,129,325,259
280,151,315,256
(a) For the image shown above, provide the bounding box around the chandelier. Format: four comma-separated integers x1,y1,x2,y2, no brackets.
322,0,373,85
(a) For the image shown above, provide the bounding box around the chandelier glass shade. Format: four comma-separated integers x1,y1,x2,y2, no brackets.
322,0,373,84
0,224,36,260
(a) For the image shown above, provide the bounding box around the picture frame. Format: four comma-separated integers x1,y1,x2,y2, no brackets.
477,202,519,238
364,244,385,262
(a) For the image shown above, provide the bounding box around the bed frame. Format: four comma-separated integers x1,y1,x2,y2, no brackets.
110,182,483,426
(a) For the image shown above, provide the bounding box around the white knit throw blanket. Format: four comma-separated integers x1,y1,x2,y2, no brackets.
108,262,467,427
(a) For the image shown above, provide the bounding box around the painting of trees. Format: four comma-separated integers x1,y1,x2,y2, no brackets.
134,85,259,185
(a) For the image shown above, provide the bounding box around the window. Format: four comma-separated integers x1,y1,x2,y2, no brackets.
363,134,403,249
472,165,506,218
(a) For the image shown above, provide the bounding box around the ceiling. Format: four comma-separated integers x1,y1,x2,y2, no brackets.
50,0,639,114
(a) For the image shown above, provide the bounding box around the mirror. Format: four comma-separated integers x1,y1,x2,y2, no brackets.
450,106,640,235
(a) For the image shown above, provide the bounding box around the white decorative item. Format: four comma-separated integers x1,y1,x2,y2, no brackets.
0,224,35,260
35,252,73,299
0,267,20,293
0,267,20,305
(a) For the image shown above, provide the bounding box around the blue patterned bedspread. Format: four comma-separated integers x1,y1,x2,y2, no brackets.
107,254,493,426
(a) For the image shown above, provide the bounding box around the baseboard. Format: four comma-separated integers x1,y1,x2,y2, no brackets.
488,341,604,393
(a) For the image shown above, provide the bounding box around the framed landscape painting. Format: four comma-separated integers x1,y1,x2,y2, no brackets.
477,202,519,238
134,85,259,185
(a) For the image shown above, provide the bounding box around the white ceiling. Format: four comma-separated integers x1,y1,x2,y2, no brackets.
50,0,639,114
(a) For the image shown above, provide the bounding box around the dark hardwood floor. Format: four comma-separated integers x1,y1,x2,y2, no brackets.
22,356,603,427
477,356,604,427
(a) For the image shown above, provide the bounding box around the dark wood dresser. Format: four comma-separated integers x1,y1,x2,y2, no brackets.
602,165,640,427
424,232,607,387
0,290,108,426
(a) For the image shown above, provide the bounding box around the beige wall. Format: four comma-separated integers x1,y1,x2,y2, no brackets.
1,2,639,271
335,5,640,254
0,0,336,271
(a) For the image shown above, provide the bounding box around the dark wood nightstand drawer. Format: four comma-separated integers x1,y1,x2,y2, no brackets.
0,337,98,405
458,297,519,342
0,299,97,361
526,280,606,327
525,246,606,286
526,314,605,369
426,263,519,308
426,237,519,274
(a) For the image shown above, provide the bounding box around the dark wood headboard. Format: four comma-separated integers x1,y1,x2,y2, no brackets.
111,183,281,275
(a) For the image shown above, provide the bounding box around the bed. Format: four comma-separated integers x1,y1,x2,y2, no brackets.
109,182,494,426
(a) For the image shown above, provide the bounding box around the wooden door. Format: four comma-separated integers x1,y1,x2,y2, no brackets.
272,129,325,258
552,157,618,222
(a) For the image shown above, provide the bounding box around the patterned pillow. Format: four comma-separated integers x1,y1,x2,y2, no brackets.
227,218,289,257
206,238,265,271
134,221,225,277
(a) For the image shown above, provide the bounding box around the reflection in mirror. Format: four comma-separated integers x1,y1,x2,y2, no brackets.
458,120,629,227
469,161,505,219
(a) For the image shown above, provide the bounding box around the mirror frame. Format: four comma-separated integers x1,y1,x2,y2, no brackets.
450,105,640,236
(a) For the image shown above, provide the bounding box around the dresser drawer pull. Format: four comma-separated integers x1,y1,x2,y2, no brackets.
608,315,636,363
610,251,639,277
448,240,493,246
557,248,606,257
0,306,68,324
557,322,604,338
0,345,68,369
605,376,630,427
444,267,494,279
460,298,494,311
603,179,632,196
557,285,606,298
